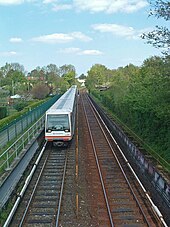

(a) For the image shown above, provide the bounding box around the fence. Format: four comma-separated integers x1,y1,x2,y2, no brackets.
0,115,45,175
0,95,60,149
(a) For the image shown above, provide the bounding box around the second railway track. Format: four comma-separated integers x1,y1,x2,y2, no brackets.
80,92,164,227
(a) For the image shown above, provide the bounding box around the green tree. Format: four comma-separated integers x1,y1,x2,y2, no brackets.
142,0,170,54
28,67,45,81
0,63,13,78
62,70,75,86
59,64,75,77
13,101,27,111
59,64,76,86
46,64,59,75
0,70,3,87
79,74,86,79
86,64,110,90
0,63,26,94
44,64,61,92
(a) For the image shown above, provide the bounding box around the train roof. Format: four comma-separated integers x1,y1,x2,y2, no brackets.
46,85,77,114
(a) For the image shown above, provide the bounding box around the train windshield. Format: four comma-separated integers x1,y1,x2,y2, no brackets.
47,114,70,132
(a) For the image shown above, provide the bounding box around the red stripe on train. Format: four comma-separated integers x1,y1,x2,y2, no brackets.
45,136,71,141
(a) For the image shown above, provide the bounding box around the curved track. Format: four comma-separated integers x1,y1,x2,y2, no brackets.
80,92,164,227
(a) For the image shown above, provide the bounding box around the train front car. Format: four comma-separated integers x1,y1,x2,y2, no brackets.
45,85,77,146
45,110,71,146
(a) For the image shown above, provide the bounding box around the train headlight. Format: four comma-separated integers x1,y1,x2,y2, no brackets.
48,129,52,133
65,129,69,132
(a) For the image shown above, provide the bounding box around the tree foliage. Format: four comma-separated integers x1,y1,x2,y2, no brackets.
27,63,76,93
13,101,27,111
142,0,170,53
149,0,170,20
0,62,78,96
0,107,7,119
86,55,170,160
79,74,86,79
59,64,75,77
86,64,112,91
0,63,27,95
60,64,76,87
31,83,50,99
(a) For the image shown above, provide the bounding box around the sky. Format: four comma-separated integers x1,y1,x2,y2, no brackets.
0,0,168,76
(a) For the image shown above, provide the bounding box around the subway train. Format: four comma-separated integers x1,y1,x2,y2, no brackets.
45,85,77,146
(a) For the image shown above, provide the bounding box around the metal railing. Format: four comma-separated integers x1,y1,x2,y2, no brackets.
0,95,60,149
0,115,45,174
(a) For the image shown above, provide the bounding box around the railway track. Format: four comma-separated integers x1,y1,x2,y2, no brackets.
10,143,68,226
80,92,165,227
4,90,168,227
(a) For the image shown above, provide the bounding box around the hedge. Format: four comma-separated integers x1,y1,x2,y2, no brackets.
0,98,49,129
0,107,7,120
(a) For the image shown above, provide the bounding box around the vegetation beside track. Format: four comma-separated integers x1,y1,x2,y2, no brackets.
0,98,49,129
86,55,170,172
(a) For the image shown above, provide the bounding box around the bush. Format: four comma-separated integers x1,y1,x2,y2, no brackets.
0,107,7,119
0,98,48,129
31,83,50,99
13,101,27,112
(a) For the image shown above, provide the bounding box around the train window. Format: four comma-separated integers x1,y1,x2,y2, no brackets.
47,114,70,131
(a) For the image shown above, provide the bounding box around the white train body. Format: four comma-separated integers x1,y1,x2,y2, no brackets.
45,85,77,146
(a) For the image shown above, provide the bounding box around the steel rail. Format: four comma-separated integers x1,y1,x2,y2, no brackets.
18,150,50,226
81,95,114,227
85,94,151,227
87,94,168,227
18,148,68,227
3,141,47,227
55,151,68,227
